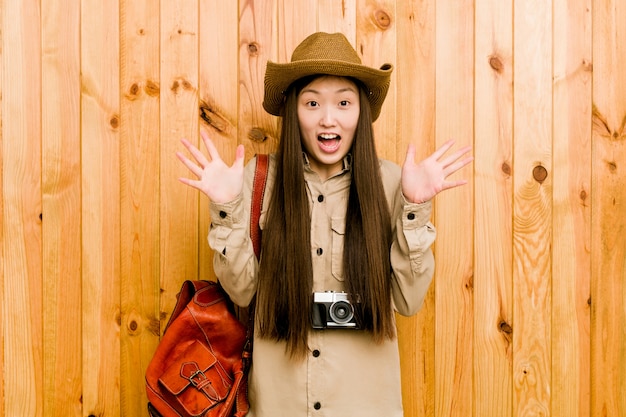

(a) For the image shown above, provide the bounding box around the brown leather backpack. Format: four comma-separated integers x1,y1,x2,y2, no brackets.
145,154,268,417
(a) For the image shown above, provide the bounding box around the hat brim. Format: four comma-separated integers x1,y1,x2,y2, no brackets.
263,59,393,121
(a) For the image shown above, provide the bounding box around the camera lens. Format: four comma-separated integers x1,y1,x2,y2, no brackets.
329,300,354,324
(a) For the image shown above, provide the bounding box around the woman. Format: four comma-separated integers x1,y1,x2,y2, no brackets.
178,32,472,417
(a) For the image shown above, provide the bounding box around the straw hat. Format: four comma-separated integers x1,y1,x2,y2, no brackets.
263,32,393,121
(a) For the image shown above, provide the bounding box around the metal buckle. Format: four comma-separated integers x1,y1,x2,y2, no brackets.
188,369,207,387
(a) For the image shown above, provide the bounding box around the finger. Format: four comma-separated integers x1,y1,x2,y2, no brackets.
176,151,204,178
404,143,416,165
181,138,210,168
444,155,474,177
177,176,202,191
180,138,200,156
201,130,222,162
441,145,473,168
234,144,245,169
431,140,456,160
441,179,469,191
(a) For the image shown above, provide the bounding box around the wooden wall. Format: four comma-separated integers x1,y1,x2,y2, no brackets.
1,0,625,416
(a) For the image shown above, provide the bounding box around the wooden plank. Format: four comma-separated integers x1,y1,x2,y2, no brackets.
434,0,475,415
277,0,316,60
239,0,278,158
395,1,436,416
2,3,626,416
318,0,357,41
1,1,43,416
41,0,82,415
357,0,396,162
512,0,553,414
119,0,160,415
552,0,592,416
198,0,239,278
474,0,514,415
80,0,121,415
159,0,199,327
591,0,626,415
0,2,3,413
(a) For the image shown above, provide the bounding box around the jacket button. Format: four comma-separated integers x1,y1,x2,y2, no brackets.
219,210,227,219
312,349,320,357
407,212,415,220
317,194,324,202
314,402,321,410
316,248,323,256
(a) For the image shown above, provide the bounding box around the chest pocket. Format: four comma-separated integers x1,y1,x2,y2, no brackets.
331,216,345,281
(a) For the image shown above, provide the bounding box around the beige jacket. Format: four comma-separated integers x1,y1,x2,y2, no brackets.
209,154,435,417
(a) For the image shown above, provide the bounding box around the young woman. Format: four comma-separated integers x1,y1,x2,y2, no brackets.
178,32,472,417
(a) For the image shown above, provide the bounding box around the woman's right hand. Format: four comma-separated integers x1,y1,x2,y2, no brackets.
176,130,245,203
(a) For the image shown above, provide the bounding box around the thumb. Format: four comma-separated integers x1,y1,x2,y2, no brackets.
234,144,245,169
404,143,416,167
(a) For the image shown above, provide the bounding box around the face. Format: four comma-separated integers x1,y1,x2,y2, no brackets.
297,76,360,180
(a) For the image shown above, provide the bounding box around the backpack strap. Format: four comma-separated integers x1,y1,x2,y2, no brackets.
242,154,269,372
250,154,269,258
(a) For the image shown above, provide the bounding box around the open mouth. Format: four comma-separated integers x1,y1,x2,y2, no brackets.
318,133,341,153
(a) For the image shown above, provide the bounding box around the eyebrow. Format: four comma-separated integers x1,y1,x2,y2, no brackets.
300,86,358,95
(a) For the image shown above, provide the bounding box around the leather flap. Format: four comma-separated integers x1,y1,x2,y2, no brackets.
159,340,218,395
193,281,225,307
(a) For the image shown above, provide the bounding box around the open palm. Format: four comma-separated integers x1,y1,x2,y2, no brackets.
402,140,473,204
176,130,245,203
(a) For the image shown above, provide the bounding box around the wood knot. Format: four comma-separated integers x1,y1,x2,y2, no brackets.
144,80,160,97
374,9,392,29
501,162,511,176
248,127,268,143
606,160,617,172
532,165,548,184
110,115,120,129
199,100,229,132
248,42,260,56
592,104,610,136
489,55,504,73
170,78,194,94
579,189,587,202
128,320,138,332
498,320,513,335
129,83,140,97
465,275,474,290
149,318,161,336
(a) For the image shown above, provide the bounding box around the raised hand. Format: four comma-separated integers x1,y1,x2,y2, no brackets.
176,130,245,203
401,140,473,204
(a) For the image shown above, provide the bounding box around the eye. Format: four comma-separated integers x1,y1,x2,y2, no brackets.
307,100,319,108
339,100,350,106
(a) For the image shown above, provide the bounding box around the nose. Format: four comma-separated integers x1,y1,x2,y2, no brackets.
320,107,336,127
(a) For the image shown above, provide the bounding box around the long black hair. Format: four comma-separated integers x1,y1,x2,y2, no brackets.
256,75,394,359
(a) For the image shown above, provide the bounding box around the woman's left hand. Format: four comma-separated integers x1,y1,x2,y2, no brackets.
401,140,473,204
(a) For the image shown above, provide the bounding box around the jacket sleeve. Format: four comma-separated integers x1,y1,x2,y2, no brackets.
382,161,436,316
207,158,259,307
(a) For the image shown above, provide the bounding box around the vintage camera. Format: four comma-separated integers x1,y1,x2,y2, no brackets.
311,291,358,329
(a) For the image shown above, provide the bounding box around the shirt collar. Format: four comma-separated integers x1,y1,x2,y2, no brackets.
302,152,353,177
